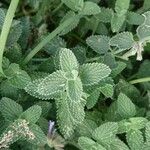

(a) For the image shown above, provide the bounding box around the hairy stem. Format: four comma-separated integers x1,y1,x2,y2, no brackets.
129,77,150,84
22,17,75,65
0,0,19,75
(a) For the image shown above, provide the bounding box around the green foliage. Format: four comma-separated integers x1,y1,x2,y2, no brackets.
0,0,150,149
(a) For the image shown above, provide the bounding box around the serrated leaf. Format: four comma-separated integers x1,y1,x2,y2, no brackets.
117,93,136,119
145,121,150,142
20,105,42,124
95,7,113,23
100,84,114,98
110,137,130,150
57,95,85,138
62,0,84,11
111,14,126,32
66,77,83,102
0,97,23,123
5,63,31,89
59,48,79,72
78,137,106,150
115,0,130,16
80,1,101,15
59,11,80,35
126,130,144,150
127,11,144,25
77,119,98,137
92,122,118,145
80,63,111,86
118,117,148,133
28,124,47,145
86,88,100,109
37,70,66,96
110,32,134,51
86,35,110,54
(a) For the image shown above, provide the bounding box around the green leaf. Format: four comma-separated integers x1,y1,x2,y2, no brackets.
66,78,83,102
100,84,114,98
0,97,23,123
110,137,130,150
145,121,150,142
95,7,113,23
117,93,136,119
25,70,66,99
126,130,144,150
28,124,47,145
59,48,79,72
5,63,31,89
57,94,85,138
86,35,110,54
78,137,106,150
59,11,80,35
20,105,42,124
127,11,144,25
92,122,118,145
77,119,98,137
0,8,5,29
118,117,148,133
62,0,84,11
111,14,126,33
110,32,134,51
86,88,100,109
115,0,130,16
80,63,111,86
80,1,101,15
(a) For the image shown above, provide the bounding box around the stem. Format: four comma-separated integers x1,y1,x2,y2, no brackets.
22,17,75,65
129,77,150,84
0,0,19,75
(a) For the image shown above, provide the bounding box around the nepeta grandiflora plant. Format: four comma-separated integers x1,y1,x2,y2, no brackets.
0,0,150,149
25,48,111,138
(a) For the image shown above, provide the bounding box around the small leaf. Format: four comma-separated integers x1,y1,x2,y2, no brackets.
92,122,118,145
126,130,144,150
110,32,134,51
95,7,113,23
80,1,101,15
86,35,110,54
59,48,79,72
100,84,114,98
117,93,136,119
80,63,111,86
20,105,42,124
62,0,84,11
0,97,23,123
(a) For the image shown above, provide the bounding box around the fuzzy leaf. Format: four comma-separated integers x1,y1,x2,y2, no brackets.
62,0,84,11
117,93,136,119
0,97,23,123
115,0,130,16
66,78,83,102
95,7,113,23
57,95,85,138
126,130,144,150
110,137,129,150
59,48,79,72
78,137,106,150
100,84,114,98
86,35,110,54
145,121,150,142
80,1,101,15
80,63,111,86
0,8,5,29
110,32,134,51
20,105,42,124
92,122,118,145
86,88,100,109
111,14,126,32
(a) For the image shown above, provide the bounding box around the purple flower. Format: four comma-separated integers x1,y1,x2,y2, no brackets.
48,120,56,138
